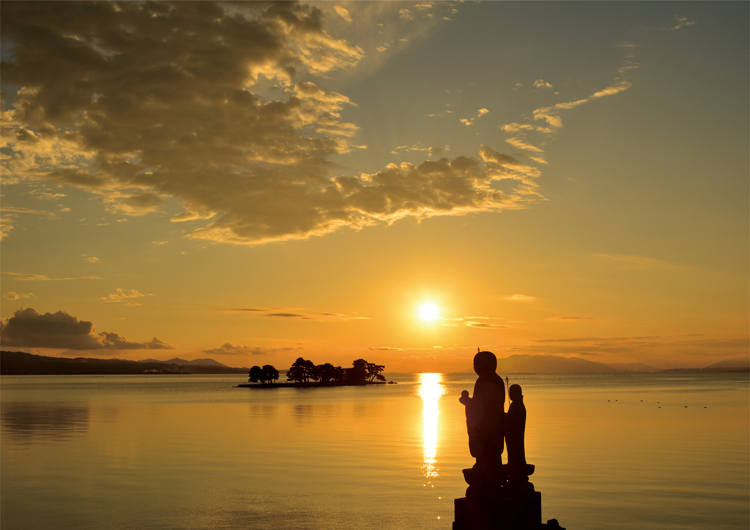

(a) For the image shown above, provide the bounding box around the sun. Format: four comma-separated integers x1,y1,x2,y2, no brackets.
420,303,440,321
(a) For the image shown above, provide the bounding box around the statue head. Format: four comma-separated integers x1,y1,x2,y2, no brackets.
509,384,523,401
473,350,497,376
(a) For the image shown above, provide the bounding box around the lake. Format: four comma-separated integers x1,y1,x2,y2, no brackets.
1,372,748,529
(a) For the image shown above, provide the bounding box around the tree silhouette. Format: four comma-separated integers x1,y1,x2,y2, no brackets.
347,359,369,383
366,362,386,382
315,362,339,383
248,365,262,383
278,357,385,385
287,357,316,383
261,364,279,384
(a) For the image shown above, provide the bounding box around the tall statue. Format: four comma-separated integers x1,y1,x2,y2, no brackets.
459,350,506,492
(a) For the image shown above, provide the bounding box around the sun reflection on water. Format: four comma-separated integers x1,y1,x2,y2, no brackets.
418,373,446,479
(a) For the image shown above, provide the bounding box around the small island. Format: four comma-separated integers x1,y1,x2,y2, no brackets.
238,357,390,388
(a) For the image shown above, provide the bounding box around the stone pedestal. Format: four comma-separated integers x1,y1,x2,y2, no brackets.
453,464,544,530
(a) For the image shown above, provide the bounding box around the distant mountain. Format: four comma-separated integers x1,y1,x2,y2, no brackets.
606,362,658,372
164,357,228,367
496,354,750,374
0,351,247,375
496,354,654,374
702,357,750,371
138,357,229,367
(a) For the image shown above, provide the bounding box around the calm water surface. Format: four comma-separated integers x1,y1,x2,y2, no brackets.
2,373,748,529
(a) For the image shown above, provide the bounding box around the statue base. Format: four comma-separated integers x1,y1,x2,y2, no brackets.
453,464,564,530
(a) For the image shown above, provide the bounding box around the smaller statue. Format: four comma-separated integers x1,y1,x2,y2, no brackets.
505,384,526,469
504,383,534,483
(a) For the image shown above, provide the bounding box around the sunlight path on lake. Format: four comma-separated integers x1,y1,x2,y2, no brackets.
418,373,446,480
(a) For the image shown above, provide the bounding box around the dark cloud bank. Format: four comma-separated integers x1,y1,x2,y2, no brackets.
0,307,172,351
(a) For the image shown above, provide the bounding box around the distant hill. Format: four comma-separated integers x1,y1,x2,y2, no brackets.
139,357,229,367
701,357,750,371
496,354,657,374
164,357,228,367
0,351,247,375
495,354,750,374
607,362,659,372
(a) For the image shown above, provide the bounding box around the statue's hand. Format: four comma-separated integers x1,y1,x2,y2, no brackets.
459,390,470,405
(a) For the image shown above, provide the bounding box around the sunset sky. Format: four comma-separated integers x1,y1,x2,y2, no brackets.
1,1,747,371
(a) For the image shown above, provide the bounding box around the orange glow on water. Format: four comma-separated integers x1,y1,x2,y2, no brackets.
418,373,446,478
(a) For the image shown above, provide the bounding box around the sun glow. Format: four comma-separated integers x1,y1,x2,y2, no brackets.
420,303,439,321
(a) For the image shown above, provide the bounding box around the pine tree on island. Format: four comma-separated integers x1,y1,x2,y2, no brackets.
248,365,279,385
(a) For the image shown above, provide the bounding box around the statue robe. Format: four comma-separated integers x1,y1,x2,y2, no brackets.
466,372,505,464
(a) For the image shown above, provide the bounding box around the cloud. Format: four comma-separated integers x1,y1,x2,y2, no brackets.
2,272,101,281
83,256,100,263
670,16,695,31
1,3,643,248
550,316,595,321
466,321,511,329
390,144,449,157
0,307,172,350
500,123,553,135
533,79,553,89
399,8,415,21
107,192,165,217
29,188,66,201
368,346,403,351
227,306,367,321
0,205,60,240
265,311,368,321
499,44,639,169
1,206,60,219
4,292,36,300
532,79,633,129
504,137,547,159
501,294,537,302
425,109,454,118
439,314,512,329
170,211,216,223
203,343,267,355
478,147,542,182
98,288,154,303
334,6,353,24
460,108,490,127
594,253,686,271
1,2,535,247
532,336,657,343
0,217,14,241
390,144,431,155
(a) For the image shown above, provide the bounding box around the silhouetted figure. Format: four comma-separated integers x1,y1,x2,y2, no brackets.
505,384,528,473
459,351,506,495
